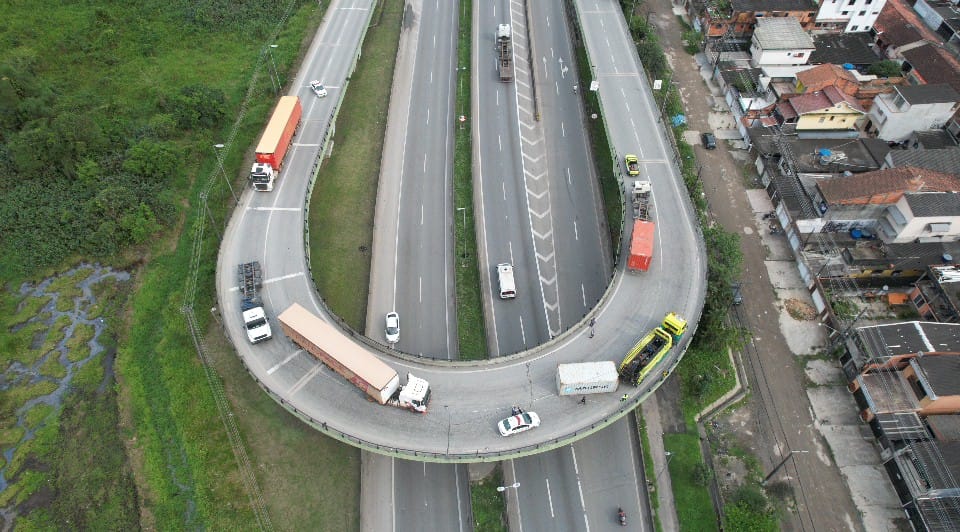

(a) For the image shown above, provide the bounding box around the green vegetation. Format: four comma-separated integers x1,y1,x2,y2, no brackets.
471,466,509,532
572,25,622,254
637,415,664,531
867,60,902,78
453,0,488,360
308,1,402,330
664,433,717,530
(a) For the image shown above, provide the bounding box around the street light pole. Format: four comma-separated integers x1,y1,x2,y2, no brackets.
267,44,281,95
654,451,674,483
213,144,239,205
762,450,808,485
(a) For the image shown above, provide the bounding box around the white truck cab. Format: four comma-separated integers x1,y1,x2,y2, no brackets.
242,305,272,343
497,263,516,299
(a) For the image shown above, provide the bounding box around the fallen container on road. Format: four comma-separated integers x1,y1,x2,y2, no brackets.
628,219,655,272
557,362,619,395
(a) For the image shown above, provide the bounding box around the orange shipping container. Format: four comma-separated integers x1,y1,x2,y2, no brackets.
255,96,302,170
628,220,655,272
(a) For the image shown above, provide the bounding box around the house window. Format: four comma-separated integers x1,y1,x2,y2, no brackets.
893,93,906,110
848,0,855,4
851,25,859,31
842,11,850,16
829,116,835,121
866,0,872,3
859,10,866,15
819,116,826,123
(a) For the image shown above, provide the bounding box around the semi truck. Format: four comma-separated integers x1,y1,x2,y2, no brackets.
556,362,619,396
618,313,687,385
627,179,655,272
277,303,431,412
250,95,302,192
238,262,273,343
497,24,514,82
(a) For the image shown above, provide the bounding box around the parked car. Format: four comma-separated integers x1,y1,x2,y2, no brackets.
498,411,541,436
731,283,743,305
385,311,399,343
702,132,717,150
310,80,327,98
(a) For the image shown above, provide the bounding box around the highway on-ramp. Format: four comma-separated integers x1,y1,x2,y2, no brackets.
216,0,706,461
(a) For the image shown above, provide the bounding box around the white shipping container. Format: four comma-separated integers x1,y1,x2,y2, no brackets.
556,362,619,396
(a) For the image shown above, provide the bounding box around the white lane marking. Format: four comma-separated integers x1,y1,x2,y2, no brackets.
566,167,572,185
265,272,304,285
509,241,514,264
546,15,550,27
573,219,578,240
249,207,301,211
420,204,424,225
455,465,465,531
433,34,436,48
499,134,502,152
287,362,323,396
430,70,433,84
502,182,507,201
519,315,527,345
555,80,559,95
419,276,423,303
424,152,428,172
581,283,587,307
545,478,555,518
561,121,566,137
496,90,499,106
550,47,554,58
267,350,301,375
426,107,430,125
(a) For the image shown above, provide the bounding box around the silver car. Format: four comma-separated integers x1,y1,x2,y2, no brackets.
385,311,399,344
498,412,541,436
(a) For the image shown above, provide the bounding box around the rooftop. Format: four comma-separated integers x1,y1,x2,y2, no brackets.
912,130,959,150
817,167,960,203
928,414,960,441
904,192,960,217
809,33,880,66
854,321,960,358
748,131,887,172
915,354,960,396
731,0,817,12
895,83,960,105
789,85,865,114
887,147,960,177
860,370,918,413
901,45,960,93
796,63,858,90
752,18,815,50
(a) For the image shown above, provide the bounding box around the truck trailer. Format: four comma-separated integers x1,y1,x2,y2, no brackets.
277,303,431,412
250,96,302,192
496,24,514,82
556,362,619,396
628,220,655,272
237,262,273,343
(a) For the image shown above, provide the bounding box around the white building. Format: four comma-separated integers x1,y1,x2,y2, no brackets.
879,192,960,243
814,0,887,33
749,17,816,78
865,84,960,141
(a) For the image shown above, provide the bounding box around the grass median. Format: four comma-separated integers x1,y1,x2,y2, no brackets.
453,0,488,360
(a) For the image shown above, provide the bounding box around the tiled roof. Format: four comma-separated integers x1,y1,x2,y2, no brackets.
809,33,880,66
787,85,865,114
796,64,857,89
818,166,960,203
896,83,960,105
888,148,960,176
913,130,959,150
901,45,960,93
905,192,960,217
731,0,817,11
917,354,960,396
753,18,814,50
777,101,798,119
873,6,924,47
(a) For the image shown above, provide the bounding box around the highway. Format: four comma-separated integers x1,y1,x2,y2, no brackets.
361,1,470,530
216,0,705,461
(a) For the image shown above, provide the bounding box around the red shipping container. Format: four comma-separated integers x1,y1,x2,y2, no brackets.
628,219,655,272
255,96,302,170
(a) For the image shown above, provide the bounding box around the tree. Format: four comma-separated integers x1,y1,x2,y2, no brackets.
867,60,901,78
167,84,226,130
123,140,179,183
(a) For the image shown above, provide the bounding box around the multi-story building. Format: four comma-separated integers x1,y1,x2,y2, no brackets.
815,0,888,33
865,84,960,141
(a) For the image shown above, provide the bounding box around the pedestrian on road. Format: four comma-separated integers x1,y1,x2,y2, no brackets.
573,84,578,94
580,396,586,405
621,394,629,402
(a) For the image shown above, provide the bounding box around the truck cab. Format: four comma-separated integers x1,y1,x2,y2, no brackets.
241,304,272,343
250,162,276,192
395,373,431,412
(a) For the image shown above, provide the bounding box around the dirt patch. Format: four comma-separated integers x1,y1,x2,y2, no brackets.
784,298,817,321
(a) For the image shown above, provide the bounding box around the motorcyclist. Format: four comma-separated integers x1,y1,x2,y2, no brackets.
618,507,626,526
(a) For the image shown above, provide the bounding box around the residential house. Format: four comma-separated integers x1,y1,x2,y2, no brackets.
911,264,960,323
700,0,819,38
814,0,888,33
913,0,960,54
777,85,866,135
884,146,960,174
872,1,937,60
789,63,902,110
749,17,816,78
810,32,882,70
901,43,960,94
878,191,960,244
865,84,960,141
846,347,960,530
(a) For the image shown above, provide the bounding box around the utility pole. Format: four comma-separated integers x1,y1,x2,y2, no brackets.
762,450,808,486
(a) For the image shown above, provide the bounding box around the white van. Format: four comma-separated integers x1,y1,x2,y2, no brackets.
497,263,516,299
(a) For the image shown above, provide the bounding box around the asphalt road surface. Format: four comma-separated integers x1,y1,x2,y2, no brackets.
216,0,705,458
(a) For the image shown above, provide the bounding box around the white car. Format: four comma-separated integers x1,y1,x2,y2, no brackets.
309,80,327,98
385,311,400,344
498,411,541,437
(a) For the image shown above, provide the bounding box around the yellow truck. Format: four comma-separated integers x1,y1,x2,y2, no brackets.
618,313,687,385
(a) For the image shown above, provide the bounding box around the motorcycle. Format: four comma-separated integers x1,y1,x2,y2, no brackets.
618,507,627,526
